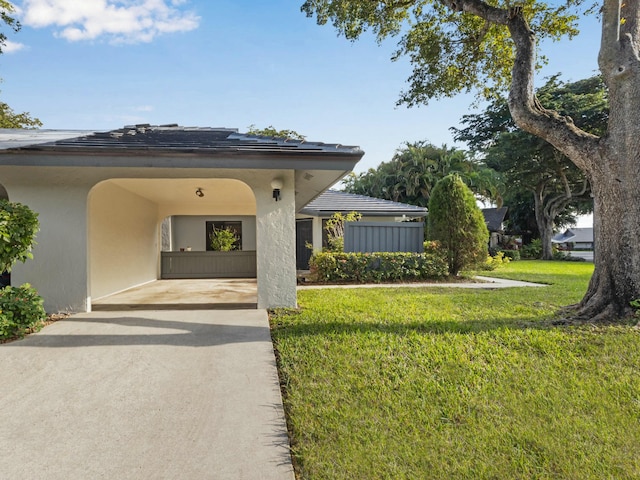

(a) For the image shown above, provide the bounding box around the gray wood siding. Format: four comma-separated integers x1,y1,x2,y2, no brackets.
344,222,424,253
161,251,257,278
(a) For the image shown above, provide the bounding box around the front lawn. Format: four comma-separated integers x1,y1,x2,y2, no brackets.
270,261,640,479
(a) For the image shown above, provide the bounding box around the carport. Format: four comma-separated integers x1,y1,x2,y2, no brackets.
91,279,258,310
0,125,363,313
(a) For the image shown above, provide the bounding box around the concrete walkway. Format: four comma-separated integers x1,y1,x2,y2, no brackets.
0,309,294,480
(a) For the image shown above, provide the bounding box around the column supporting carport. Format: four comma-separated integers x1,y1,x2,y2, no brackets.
253,171,297,309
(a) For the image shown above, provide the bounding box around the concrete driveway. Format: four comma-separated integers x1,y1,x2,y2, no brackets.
0,309,294,480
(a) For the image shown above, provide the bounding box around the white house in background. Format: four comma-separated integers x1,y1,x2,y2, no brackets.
552,227,595,250
0,125,363,312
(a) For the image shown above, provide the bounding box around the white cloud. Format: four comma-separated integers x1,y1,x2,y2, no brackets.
2,40,26,53
19,0,200,44
133,105,154,112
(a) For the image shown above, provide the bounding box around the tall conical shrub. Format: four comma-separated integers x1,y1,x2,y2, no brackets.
428,174,488,275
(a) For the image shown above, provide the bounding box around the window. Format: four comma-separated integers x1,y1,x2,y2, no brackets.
206,221,242,251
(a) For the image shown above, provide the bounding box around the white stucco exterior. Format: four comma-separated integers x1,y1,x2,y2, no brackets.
0,126,363,312
0,166,300,312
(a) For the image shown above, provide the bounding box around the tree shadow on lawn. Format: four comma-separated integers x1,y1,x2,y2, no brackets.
269,308,621,339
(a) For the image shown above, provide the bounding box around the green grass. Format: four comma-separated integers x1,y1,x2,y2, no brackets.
271,261,640,479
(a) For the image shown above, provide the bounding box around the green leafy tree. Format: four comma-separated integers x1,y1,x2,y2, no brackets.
454,75,606,259
343,141,501,207
0,199,39,273
301,0,640,321
246,124,306,140
428,174,488,275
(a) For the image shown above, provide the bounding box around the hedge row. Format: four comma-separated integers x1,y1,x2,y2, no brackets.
309,251,449,284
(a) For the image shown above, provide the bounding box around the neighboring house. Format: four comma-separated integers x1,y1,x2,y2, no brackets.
295,190,427,269
482,207,509,249
0,125,363,312
552,227,594,250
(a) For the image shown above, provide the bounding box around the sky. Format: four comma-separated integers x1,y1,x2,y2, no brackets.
1,0,601,176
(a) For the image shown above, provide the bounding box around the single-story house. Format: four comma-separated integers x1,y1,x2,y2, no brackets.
295,190,428,269
552,227,594,250
0,125,363,312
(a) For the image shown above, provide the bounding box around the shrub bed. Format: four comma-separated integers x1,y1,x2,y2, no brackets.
500,249,521,261
309,251,448,283
0,284,47,340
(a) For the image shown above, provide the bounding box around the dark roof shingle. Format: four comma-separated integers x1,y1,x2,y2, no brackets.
1,124,363,157
301,190,427,217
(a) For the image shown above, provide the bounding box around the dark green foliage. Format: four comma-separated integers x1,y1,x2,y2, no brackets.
301,0,582,104
0,284,46,339
343,141,501,207
309,251,448,283
0,200,45,340
454,75,605,248
0,199,39,273
428,174,489,275
520,239,543,259
499,249,520,261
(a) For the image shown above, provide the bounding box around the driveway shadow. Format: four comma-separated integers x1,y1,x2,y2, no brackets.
5,313,270,348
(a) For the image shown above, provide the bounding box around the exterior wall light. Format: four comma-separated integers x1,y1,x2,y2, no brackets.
195,188,204,197
271,178,283,201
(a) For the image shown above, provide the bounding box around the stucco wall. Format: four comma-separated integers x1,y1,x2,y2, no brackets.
170,215,257,252
0,165,301,311
250,171,297,308
89,181,159,300
7,185,91,312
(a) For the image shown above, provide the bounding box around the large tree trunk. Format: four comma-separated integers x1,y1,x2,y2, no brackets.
503,1,640,321
577,164,640,320
445,0,639,320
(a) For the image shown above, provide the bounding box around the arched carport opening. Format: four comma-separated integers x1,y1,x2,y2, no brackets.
87,178,257,310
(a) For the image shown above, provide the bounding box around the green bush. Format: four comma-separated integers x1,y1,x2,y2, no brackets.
209,227,239,251
0,199,39,273
427,174,488,275
309,251,448,283
0,284,47,339
481,251,511,271
552,250,586,262
520,239,542,259
500,249,521,261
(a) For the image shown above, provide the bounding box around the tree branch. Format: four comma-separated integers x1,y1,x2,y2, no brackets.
504,8,601,174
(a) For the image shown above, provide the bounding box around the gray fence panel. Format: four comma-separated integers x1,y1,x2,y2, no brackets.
344,222,424,253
